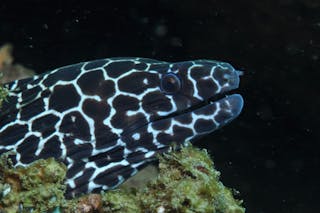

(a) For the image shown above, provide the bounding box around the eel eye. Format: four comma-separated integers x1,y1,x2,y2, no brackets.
160,73,181,94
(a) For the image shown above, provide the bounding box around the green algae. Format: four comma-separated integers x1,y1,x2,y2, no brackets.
0,83,8,108
0,145,245,213
101,190,141,212
101,144,245,213
0,155,67,212
0,44,9,108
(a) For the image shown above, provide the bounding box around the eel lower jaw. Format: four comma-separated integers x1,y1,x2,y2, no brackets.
213,93,244,117
208,92,244,114
188,93,243,128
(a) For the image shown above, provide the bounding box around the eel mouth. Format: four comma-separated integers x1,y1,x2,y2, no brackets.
166,69,244,119
162,92,244,122
152,67,244,131
199,91,243,115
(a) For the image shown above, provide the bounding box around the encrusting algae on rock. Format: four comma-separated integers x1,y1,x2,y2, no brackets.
80,145,245,213
0,155,67,212
140,145,245,213
0,145,245,213
0,86,7,109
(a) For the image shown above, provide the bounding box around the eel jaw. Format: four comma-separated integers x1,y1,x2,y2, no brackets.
209,93,244,125
142,93,244,146
190,93,243,126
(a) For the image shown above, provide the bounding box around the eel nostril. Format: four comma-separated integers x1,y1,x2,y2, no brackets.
223,73,233,80
236,70,244,76
222,71,241,86
223,73,235,81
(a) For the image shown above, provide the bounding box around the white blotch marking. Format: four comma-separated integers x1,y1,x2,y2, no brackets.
132,133,140,140
145,151,155,158
143,78,148,85
2,185,11,197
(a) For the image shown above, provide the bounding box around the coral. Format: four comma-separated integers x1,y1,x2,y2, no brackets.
0,43,35,108
0,44,13,70
0,43,35,84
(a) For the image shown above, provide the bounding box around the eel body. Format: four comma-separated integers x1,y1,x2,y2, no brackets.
0,57,243,197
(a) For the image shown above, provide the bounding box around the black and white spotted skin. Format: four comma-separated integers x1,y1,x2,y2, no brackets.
0,57,243,197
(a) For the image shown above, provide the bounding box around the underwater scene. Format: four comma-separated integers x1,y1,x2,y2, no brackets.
0,0,319,212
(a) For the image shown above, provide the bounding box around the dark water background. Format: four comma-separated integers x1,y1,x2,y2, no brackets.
0,1,319,212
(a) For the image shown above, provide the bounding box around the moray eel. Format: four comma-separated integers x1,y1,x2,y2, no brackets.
0,57,243,197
